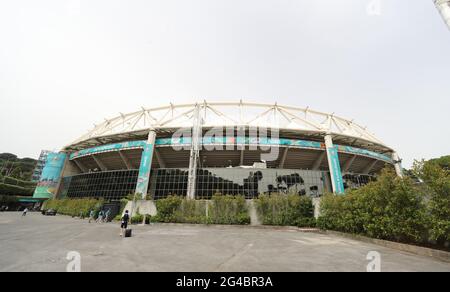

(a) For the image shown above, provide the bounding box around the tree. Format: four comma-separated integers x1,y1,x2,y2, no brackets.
413,159,450,243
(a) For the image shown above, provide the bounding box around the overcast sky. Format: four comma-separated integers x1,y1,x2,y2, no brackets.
0,0,449,168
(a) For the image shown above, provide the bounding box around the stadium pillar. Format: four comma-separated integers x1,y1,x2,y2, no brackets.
392,152,404,178
324,134,345,194
135,130,156,199
187,104,202,200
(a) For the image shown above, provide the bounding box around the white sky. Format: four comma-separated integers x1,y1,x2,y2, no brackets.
0,0,449,168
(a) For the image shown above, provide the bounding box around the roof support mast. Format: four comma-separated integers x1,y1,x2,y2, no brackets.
187,104,202,199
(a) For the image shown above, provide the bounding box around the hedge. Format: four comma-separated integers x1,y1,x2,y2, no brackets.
209,195,250,225
255,194,316,227
152,195,250,225
43,198,104,217
317,169,430,244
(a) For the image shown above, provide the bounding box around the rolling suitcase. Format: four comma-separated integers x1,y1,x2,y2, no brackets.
125,229,132,238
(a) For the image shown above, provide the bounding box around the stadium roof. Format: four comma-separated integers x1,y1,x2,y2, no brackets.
65,101,393,154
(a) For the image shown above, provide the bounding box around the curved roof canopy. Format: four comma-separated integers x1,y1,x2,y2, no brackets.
65,101,393,154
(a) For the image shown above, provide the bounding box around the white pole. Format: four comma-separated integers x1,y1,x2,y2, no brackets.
435,0,450,30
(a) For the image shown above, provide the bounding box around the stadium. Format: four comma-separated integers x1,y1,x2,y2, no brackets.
33,101,403,202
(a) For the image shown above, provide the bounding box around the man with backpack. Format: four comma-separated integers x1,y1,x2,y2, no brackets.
120,210,130,237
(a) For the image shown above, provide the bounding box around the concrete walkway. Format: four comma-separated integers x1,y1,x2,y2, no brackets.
0,212,449,272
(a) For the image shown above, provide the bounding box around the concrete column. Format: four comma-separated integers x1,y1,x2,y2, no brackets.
92,155,107,171
312,152,326,171
279,147,289,168
154,149,166,168
342,155,357,173
392,152,404,178
118,151,133,170
324,135,345,194
187,105,202,200
73,159,88,173
135,130,156,198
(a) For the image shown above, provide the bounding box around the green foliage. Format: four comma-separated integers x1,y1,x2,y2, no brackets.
43,198,104,217
209,195,250,225
119,198,129,215
428,155,450,170
174,199,208,224
154,195,183,222
152,195,250,225
413,159,450,243
0,153,37,181
255,194,315,227
318,169,429,244
0,176,36,188
0,183,34,196
0,195,19,204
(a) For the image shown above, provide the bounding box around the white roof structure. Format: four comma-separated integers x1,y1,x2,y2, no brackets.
65,101,393,154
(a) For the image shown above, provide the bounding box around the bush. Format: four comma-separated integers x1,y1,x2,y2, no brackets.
318,169,429,244
413,159,450,244
1,176,36,188
209,195,250,225
43,198,104,217
0,195,18,204
174,199,208,224
0,183,34,196
154,195,183,223
152,195,250,225
255,194,315,226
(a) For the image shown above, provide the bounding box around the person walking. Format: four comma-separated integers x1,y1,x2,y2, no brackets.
96,210,104,223
120,210,130,237
22,208,28,217
88,210,95,223
104,209,111,223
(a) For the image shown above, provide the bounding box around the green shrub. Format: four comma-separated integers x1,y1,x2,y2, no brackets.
0,183,34,196
119,198,129,215
255,194,315,226
0,176,36,188
318,169,429,244
43,198,104,217
0,195,19,204
174,199,208,224
152,195,250,225
209,195,250,225
154,196,183,223
413,159,450,243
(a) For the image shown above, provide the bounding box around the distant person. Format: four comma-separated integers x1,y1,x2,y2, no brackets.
120,210,130,237
88,210,95,223
22,208,28,217
104,209,111,223
96,210,104,223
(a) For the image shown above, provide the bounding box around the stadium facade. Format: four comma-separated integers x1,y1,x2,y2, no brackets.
33,101,403,202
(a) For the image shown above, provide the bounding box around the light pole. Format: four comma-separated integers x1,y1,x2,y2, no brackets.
434,0,450,30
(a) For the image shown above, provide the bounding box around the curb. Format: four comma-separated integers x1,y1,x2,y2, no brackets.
319,230,450,263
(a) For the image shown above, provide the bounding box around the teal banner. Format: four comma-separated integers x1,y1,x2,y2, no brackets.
327,146,345,194
70,138,392,164
135,143,154,196
70,141,147,160
33,152,67,199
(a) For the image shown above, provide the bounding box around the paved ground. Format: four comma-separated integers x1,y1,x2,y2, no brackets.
0,212,449,272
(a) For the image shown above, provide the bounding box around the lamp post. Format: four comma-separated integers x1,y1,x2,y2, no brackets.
435,0,450,30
